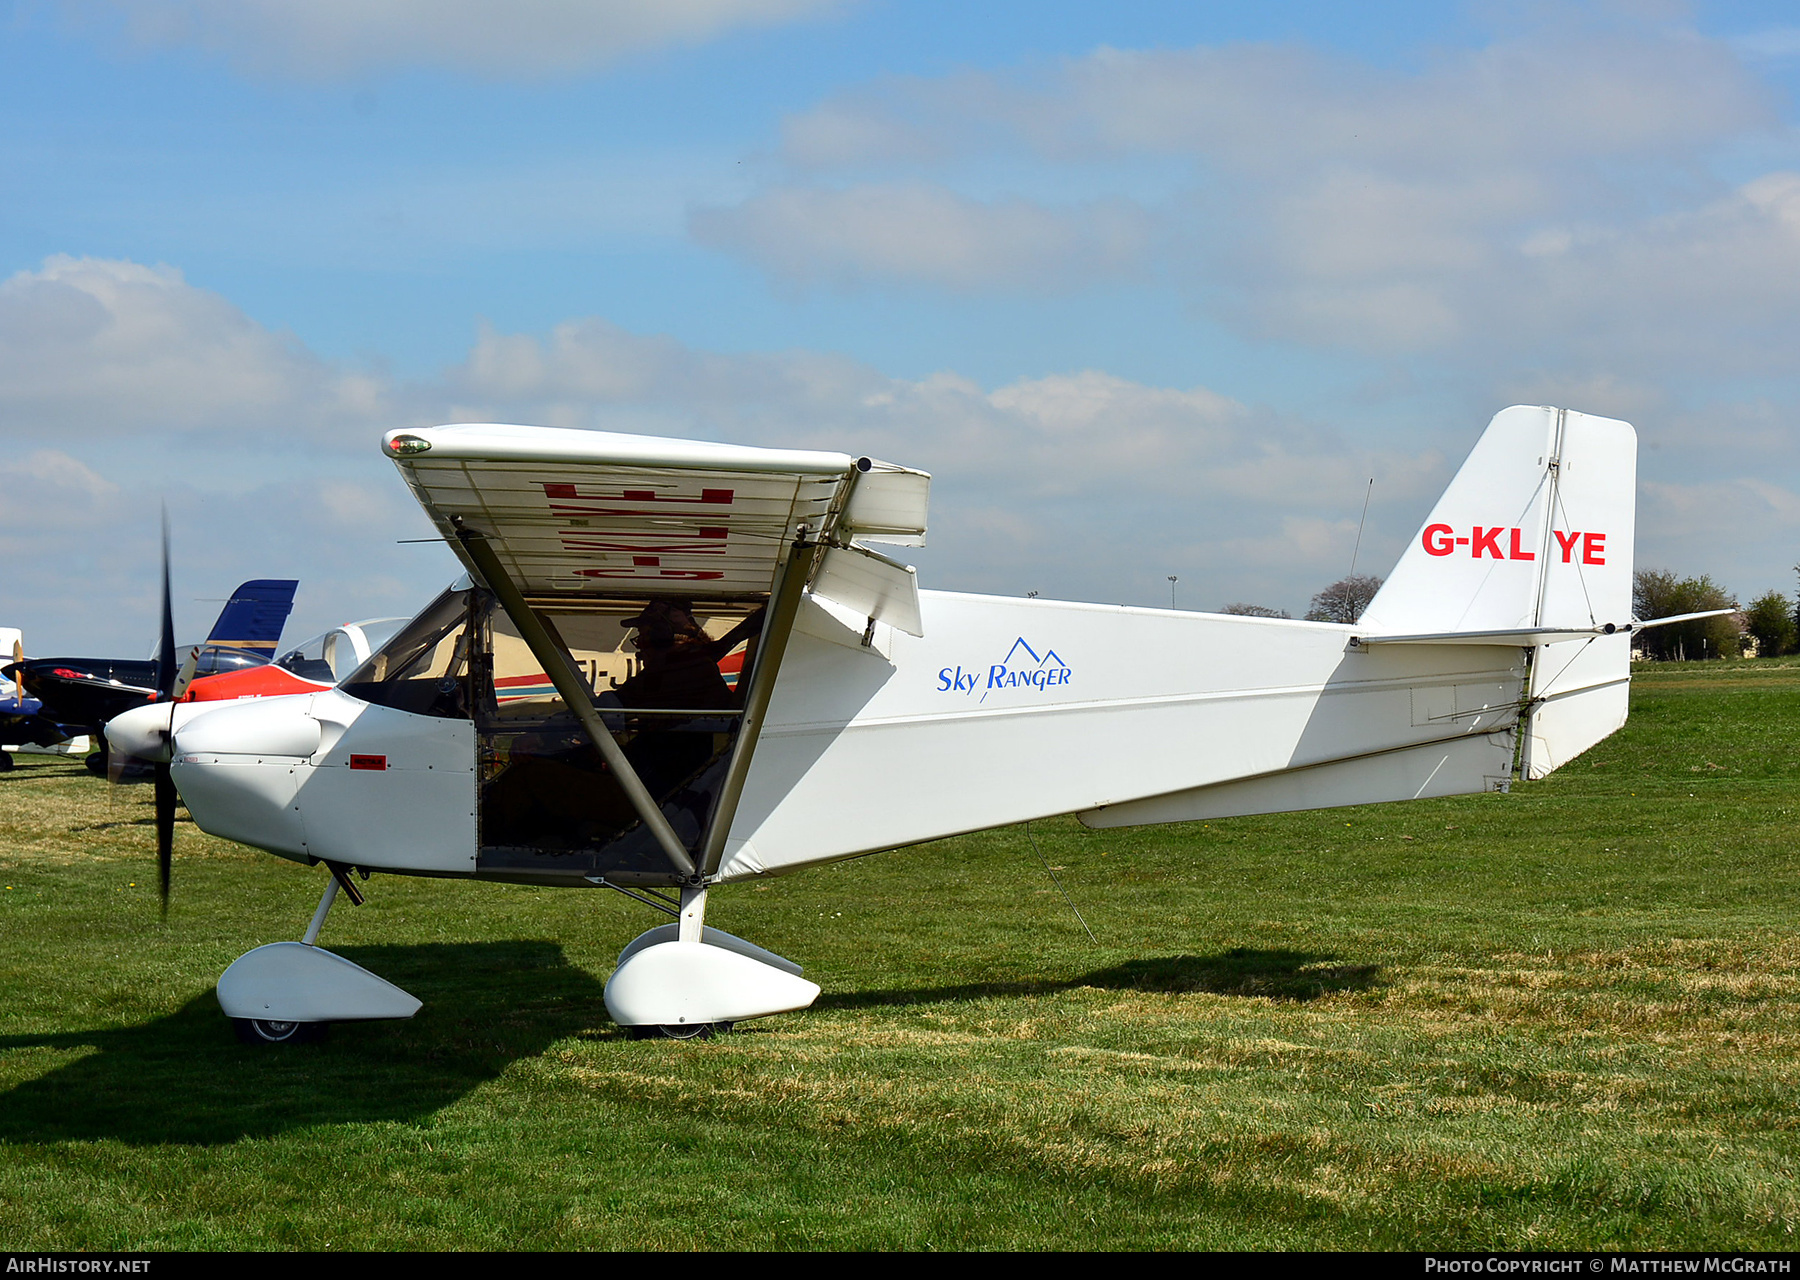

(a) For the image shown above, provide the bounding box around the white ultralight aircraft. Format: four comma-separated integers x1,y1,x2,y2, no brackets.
110,405,1677,1043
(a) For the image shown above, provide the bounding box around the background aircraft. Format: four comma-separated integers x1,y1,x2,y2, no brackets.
0,629,80,770
7,578,298,772
178,617,407,704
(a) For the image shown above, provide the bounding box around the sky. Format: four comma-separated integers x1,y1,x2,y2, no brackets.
4,0,1800,653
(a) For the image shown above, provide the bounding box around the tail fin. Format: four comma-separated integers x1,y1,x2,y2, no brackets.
1359,406,1638,778
205,580,299,661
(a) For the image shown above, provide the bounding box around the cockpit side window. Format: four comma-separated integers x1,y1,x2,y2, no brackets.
338,587,476,719
474,595,765,878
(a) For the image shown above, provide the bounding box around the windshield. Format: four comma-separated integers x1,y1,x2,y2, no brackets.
338,587,476,719
277,634,337,683
276,618,410,686
190,646,269,678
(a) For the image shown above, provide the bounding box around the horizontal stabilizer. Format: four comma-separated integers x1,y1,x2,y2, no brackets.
1631,609,1735,632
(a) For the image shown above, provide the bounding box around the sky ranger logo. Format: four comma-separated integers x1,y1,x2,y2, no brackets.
938,638,1072,703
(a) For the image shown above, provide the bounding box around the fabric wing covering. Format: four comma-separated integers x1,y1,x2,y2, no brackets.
383,425,927,609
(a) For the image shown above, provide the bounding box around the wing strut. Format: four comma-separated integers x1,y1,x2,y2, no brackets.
699,534,814,878
454,520,699,880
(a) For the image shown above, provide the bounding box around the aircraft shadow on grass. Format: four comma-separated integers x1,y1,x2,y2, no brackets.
817,947,1382,1011
0,945,1379,1145
0,941,611,1147
0,762,89,782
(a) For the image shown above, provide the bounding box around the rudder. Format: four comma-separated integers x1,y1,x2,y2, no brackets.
1359,405,1638,778
206,579,299,660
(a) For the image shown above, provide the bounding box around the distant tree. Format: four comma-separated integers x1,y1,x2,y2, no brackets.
1304,574,1382,624
1744,590,1796,657
1632,569,1738,660
1220,602,1291,618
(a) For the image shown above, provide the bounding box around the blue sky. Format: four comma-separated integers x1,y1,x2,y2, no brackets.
4,0,1800,652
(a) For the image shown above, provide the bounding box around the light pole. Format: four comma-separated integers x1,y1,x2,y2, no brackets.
1167,575,1178,610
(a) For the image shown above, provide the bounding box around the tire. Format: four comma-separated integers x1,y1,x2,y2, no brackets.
232,1017,328,1045
626,1021,732,1040
0,752,13,771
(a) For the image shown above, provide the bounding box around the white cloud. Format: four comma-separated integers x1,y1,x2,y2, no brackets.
780,21,1766,171
690,184,1153,290
701,15,1800,377
86,0,843,80
1729,27,1800,61
1638,475,1800,593
0,257,423,653
0,256,393,443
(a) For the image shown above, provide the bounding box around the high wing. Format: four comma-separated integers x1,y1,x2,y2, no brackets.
386,425,929,629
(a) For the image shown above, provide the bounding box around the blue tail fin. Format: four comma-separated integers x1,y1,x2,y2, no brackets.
205,580,299,660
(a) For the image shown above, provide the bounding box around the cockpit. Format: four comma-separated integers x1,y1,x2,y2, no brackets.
339,585,765,880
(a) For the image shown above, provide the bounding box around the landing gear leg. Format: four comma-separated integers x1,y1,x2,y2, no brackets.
302,874,341,946
677,883,707,943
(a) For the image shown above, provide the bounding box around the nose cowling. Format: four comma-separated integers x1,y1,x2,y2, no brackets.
106,701,211,765
169,695,322,862
172,695,323,759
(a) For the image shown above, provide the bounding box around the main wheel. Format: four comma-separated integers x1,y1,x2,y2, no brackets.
625,1021,732,1040
232,1017,328,1045
0,751,13,771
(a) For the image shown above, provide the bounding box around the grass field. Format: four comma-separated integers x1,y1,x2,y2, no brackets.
1,659,1798,1250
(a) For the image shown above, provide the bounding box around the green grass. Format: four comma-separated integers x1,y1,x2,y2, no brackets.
2,659,1799,1249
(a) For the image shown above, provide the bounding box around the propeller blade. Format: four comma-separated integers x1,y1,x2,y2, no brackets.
154,762,175,916
157,510,177,699
154,510,178,915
